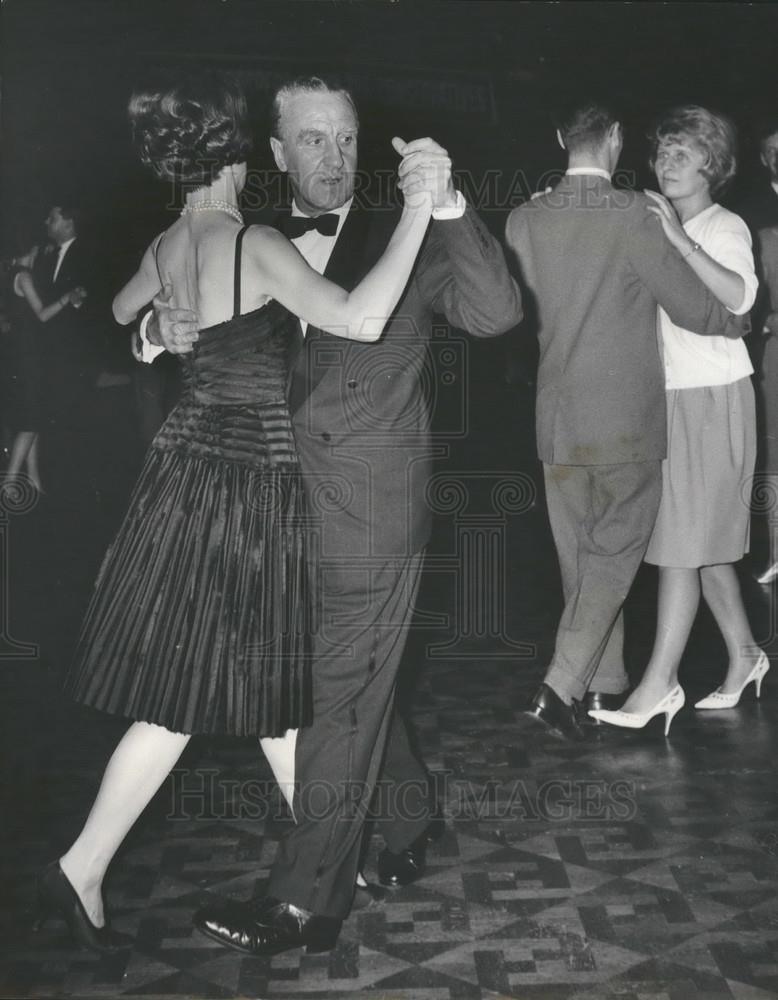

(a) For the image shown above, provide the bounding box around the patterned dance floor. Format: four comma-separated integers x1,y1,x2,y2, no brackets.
2,379,778,999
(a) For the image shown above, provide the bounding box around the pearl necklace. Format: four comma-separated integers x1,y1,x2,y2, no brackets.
181,199,243,224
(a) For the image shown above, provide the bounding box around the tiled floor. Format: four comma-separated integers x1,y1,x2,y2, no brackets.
3,378,778,999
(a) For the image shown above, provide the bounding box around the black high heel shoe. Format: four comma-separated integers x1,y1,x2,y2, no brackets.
34,862,131,953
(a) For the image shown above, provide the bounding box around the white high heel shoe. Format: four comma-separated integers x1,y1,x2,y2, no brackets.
694,651,770,710
756,562,778,585
588,684,685,736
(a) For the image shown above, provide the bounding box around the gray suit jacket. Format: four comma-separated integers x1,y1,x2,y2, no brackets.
506,174,748,466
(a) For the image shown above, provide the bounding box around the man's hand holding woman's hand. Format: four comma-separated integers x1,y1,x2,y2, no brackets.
148,282,199,354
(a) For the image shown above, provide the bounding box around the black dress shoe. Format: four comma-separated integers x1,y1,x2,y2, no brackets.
524,683,588,742
194,896,341,956
33,862,132,953
578,691,624,725
377,814,445,887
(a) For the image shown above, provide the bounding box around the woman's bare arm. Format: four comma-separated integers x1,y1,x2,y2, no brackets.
113,239,163,325
16,271,78,323
243,200,431,342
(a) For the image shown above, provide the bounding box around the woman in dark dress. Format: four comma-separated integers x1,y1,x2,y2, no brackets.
2,246,85,491
37,73,431,952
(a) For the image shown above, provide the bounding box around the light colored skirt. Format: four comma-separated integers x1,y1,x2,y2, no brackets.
645,377,755,568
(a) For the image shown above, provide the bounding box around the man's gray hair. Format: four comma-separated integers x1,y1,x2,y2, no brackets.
270,75,358,139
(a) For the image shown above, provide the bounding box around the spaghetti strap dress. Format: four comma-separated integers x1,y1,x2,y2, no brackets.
66,227,312,737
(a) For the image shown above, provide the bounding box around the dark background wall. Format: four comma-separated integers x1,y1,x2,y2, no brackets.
2,0,778,282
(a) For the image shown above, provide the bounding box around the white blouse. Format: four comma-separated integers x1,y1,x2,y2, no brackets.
659,202,757,390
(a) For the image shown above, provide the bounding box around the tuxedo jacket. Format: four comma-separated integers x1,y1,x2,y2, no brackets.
284,202,522,559
35,238,96,362
734,186,778,337
757,227,778,321
36,238,91,301
506,174,748,468
735,185,778,235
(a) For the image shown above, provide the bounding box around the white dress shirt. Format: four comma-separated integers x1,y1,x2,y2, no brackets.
565,167,612,181
290,198,352,336
53,237,76,282
528,167,611,199
288,189,466,293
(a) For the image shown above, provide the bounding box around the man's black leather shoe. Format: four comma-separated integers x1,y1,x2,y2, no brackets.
377,814,445,887
193,896,341,955
525,683,588,742
578,691,624,725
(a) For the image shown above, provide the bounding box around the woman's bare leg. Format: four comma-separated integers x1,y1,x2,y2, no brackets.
6,430,35,479
59,721,190,926
619,567,700,713
26,432,42,491
701,562,761,693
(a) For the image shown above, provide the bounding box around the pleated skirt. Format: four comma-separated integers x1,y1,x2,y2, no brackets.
645,377,756,568
66,444,312,737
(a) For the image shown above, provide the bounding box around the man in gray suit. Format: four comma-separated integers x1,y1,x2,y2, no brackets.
506,101,747,742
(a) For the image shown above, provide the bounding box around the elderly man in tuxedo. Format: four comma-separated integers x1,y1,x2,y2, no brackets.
505,101,748,743
143,75,521,955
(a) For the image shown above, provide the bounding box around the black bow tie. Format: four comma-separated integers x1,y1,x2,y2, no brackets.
281,214,339,239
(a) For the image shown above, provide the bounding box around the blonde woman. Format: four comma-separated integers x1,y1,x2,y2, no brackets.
591,105,765,733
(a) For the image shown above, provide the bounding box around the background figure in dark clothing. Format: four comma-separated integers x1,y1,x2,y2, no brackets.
2,244,86,492
36,205,96,424
33,203,104,501
754,222,778,583
736,122,778,583
735,124,778,376
736,122,778,236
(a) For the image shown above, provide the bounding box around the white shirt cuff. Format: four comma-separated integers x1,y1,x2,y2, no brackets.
432,190,466,220
138,310,165,364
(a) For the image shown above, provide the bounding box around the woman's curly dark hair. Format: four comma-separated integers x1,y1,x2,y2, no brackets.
129,72,253,188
